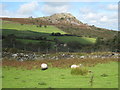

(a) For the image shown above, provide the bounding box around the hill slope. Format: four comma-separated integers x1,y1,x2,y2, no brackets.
2,20,96,45
1,13,118,40
38,13,117,40
2,21,66,34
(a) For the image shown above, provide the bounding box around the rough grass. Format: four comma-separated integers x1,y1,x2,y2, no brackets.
2,21,66,34
2,58,118,69
71,67,89,75
48,36,96,44
2,61,118,88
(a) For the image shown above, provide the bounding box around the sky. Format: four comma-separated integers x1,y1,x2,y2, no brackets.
0,1,119,31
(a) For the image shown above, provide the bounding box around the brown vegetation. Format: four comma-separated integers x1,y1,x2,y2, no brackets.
2,58,118,70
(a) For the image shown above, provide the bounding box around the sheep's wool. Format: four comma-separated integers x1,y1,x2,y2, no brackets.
41,63,48,69
71,65,79,68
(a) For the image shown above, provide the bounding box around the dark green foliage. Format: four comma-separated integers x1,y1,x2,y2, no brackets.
67,41,83,51
37,36,47,40
51,32,54,36
2,34,52,52
3,34,16,48
51,32,62,36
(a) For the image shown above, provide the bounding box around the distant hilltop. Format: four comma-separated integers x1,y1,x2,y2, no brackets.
1,13,118,40
37,13,83,25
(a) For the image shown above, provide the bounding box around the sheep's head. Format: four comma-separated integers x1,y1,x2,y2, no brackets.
79,64,83,67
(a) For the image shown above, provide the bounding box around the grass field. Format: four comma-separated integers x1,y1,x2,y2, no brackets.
2,61,118,88
48,36,96,44
2,20,96,44
17,36,96,44
2,21,66,34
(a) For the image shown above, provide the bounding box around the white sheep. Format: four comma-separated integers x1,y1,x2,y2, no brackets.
71,64,83,69
41,63,48,70
71,64,79,69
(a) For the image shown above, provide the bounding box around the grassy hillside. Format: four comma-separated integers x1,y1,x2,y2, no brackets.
57,25,117,40
2,21,66,34
1,14,118,40
2,20,96,45
48,36,96,44
17,37,96,45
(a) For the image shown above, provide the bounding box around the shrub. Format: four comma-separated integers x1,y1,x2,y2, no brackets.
71,67,89,75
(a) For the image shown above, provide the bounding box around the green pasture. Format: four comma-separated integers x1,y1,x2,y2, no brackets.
2,21,66,34
2,62,118,88
2,29,96,44
2,20,96,44
17,39,55,47
17,36,96,45
17,39,42,44
2,29,48,37
48,36,96,44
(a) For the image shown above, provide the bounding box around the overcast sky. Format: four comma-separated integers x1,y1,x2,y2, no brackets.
0,1,119,30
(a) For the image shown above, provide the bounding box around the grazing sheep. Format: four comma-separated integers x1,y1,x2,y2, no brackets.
41,63,48,70
70,64,79,69
71,64,83,69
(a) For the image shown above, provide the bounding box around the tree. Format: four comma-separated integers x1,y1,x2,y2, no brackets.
36,41,52,53
55,33,61,36
110,34,120,52
4,34,16,48
95,37,102,45
67,41,83,52
51,32,55,36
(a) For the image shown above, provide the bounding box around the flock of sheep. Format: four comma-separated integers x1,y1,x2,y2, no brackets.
41,63,92,75
41,63,84,70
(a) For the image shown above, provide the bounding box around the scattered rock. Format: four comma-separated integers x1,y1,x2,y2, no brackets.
2,51,120,61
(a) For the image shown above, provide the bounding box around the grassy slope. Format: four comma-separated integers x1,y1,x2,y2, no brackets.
2,21,96,44
2,62,118,88
2,21,66,34
57,24,117,40
50,36,96,44
17,36,96,44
